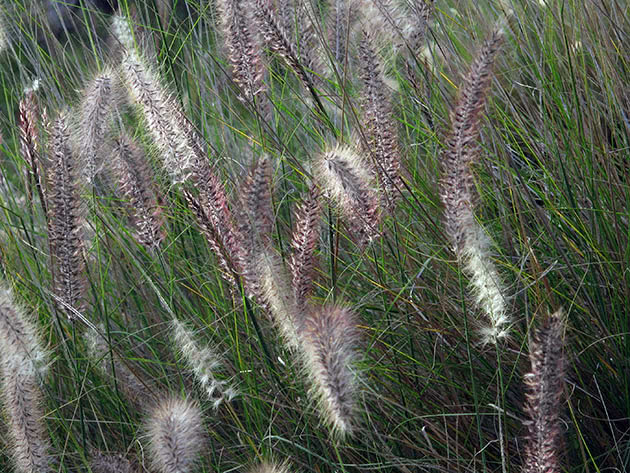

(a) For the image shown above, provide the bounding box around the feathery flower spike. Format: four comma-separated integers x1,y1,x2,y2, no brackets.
315,145,381,244
172,319,237,409
522,309,567,473
300,304,359,437
19,86,47,213
215,0,267,102
439,25,508,343
111,134,166,248
357,30,402,210
289,188,322,308
0,285,51,473
78,71,115,183
90,452,135,473
112,14,197,184
48,113,86,320
146,396,205,473
250,461,293,473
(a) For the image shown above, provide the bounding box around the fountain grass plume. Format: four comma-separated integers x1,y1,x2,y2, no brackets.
315,144,381,244
0,286,48,380
111,133,166,248
254,0,317,90
19,85,47,214
77,70,116,183
90,452,135,473
48,113,87,321
300,304,359,438
172,319,237,409
146,396,205,473
289,188,322,308
439,24,508,343
112,14,197,184
256,250,301,350
215,0,266,103
523,309,567,473
0,285,52,473
357,30,402,211
250,460,293,473
243,156,274,247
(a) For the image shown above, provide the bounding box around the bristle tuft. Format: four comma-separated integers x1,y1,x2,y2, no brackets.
146,397,205,473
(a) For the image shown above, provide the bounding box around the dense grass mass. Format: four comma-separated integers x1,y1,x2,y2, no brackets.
0,0,628,472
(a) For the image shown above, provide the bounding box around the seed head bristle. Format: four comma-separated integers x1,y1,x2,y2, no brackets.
0,286,48,379
439,26,508,342
357,31,402,211
289,188,322,308
0,285,52,473
250,460,293,473
256,251,301,350
183,189,241,290
90,452,135,473
112,14,197,184
78,71,116,183
327,0,360,68
440,26,504,254
243,156,274,247
146,396,205,473
48,113,86,320
111,133,166,248
215,0,267,102
19,87,47,214
300,304,359,438
254,0,317,90
172,319,237,409
315,145,381,244
523,309,567,473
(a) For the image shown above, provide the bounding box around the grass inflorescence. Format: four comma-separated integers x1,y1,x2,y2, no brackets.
0,0,627,472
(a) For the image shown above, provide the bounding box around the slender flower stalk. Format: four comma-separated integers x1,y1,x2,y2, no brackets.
357,31,402,210
146,397,205,473
289,188,322,308
78,71,115,183
172,319,237,409
111,133,166,248
48,114,86,320
523,309,567,473
439,26,508,343
300,304,359,437
315,145,381,244
0,285,51,473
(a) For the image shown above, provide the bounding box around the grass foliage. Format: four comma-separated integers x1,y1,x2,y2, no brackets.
0,0,628,471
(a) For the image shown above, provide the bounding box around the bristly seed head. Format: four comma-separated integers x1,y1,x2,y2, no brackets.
48,113,87,320
522,309,567,473
315,145,381,245
300,304,360,438
438,25,508,343
0,285,52,473
146,396,205,473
